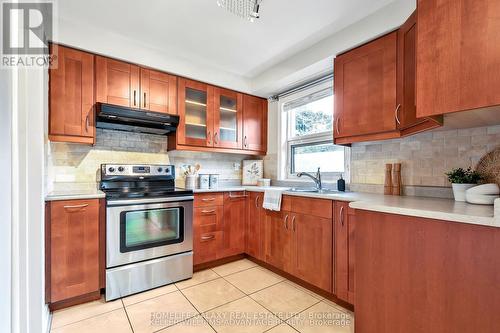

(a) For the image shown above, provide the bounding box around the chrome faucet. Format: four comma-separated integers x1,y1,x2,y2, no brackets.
297,167,322,190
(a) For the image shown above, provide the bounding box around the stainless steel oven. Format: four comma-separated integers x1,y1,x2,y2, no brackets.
106,197,193,268
100,164,194,301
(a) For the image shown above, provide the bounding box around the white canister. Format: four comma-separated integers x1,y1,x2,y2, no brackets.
209,174,219,189
185,175,197,190
199,174,210,189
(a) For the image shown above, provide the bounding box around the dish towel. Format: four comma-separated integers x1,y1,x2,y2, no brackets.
262,189,284,211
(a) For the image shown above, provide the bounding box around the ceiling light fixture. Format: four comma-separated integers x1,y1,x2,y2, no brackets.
216,0,262,22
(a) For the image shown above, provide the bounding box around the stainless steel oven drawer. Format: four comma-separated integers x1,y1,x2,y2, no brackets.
105,251,193,301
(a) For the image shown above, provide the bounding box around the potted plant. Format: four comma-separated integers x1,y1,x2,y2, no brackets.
445,167,483,202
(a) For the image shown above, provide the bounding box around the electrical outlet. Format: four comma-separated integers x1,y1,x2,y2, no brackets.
233,162,241,170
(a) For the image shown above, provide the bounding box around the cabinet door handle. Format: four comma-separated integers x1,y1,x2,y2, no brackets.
340,206,345,226
292,215,296,232
395,104,402,125
214,132,218,145
207,131,211,145
228,193,248,199
144,92,147,108
244,135,248,148
335,117,340,134
201,209,216,214
201,234,215,241
201,198,216,202
255,195,260,208
284,214,289,230
63,204,88,209
133,90,137,106
85,114,90,132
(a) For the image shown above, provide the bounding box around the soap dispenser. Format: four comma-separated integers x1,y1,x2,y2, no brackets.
337,175,346,192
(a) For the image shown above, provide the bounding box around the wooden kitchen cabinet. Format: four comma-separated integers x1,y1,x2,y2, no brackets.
263,209,293,273
220,192,247,257
334,13,441,145
292,213,332,292
214,88,243,149
246,192,265,260
139,68,177,114
45,199,101,308
334,201,355,304
95,56,140,108
355,210,500,333
49,44,95,144
417,0,500,117
243,94,268,153
193,206,223,265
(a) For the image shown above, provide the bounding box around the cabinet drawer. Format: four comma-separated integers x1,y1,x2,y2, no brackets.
194,193,224,208
193,231,222,265
194,206,223,233
291,197,332,219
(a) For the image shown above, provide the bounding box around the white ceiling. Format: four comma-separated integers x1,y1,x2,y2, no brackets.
56,0,396,79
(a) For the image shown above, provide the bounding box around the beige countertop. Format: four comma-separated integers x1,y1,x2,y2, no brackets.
45,183,105,201
193,186,498,227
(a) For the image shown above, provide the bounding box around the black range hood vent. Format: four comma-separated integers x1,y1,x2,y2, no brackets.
96,103,179,135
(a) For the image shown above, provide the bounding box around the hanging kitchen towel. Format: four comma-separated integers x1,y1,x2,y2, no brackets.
262,188,284,211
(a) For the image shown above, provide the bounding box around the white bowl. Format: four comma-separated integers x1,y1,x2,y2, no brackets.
466,183,500,195
465,193,499,205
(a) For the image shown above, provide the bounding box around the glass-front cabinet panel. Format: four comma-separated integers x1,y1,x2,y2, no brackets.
178,78,213,146
120,207,184,252
185,88,208,140
214,88,242,149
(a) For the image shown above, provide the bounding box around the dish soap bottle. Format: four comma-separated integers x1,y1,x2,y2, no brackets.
337,175,346,192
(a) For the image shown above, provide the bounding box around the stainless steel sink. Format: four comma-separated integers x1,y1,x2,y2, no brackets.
288,188,339,194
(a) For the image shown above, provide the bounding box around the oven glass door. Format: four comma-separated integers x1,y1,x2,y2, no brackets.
120,207,184,253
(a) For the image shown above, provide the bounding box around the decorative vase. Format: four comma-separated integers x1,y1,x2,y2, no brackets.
452,183,475,202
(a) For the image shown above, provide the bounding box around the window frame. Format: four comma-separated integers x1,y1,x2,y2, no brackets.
277,79,350,182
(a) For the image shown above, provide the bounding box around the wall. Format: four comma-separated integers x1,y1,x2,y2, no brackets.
0,61,13,333
350,125,500,194
47,129,250,190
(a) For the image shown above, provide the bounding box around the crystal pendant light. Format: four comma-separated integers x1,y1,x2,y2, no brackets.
217,0,262,22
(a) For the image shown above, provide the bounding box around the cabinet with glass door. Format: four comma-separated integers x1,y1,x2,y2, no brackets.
177,78,214,147
213,88,243,149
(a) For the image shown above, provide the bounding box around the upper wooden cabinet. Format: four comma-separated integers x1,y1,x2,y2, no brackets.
139,68,177,114
169,80,267,155
417,0,500,117
96,56,140,108
96,56,177,114
334,13,441,145
177,78,214,147
46,199,101,305
49,45,95,144
243,94,268,153
214,88,243,149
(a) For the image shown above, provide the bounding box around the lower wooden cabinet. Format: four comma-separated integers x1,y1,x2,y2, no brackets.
263,209,293,273
45,199,102,307
221,192,247,257
246,192,265,260
334,201,355,304
193,205,223,265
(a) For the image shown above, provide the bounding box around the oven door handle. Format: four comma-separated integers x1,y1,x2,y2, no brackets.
107,196,194,206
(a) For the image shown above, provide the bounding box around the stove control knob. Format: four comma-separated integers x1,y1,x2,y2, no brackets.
157,167,163,173
108,167,115,173
165,168,170,173
118,166,125,172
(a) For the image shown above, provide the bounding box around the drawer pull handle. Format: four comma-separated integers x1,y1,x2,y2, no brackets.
201,235,215,241
201,209,215,214
229,191,248,199
201,198,216,202
63,204,88,209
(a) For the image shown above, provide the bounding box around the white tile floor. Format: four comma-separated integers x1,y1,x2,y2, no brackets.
50,259,354,333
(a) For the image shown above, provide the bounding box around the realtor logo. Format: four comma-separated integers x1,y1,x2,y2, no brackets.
1,1,54,67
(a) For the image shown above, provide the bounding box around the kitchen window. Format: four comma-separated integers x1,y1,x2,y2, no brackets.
278,79,349,181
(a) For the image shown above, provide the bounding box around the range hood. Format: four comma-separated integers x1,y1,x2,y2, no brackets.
96,103,179,135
